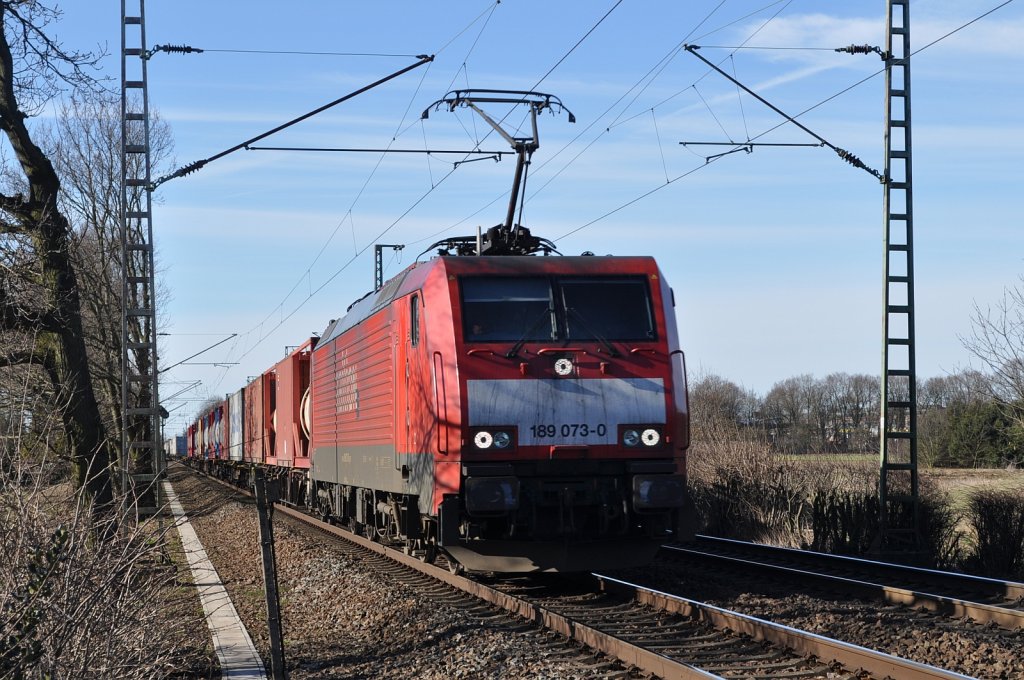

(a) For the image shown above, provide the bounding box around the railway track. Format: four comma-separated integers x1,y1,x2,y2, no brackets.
661,535,1024,630
186,467,971,679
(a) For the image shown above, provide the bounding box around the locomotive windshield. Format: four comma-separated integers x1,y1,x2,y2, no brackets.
461,275,655,342
560,278,655,341
462,277,554,342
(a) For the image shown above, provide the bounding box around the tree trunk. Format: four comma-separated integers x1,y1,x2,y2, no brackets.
0,6,112,505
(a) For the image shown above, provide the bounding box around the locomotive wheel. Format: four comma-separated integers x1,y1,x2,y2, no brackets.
403,539,437,564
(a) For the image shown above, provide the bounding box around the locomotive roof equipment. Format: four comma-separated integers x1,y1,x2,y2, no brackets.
421,90,574,256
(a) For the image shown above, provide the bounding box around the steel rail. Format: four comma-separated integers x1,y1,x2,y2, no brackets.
663,536,1024,629
271,502,719,680
185,466,971,679
594,575,972,680
666,544,1024,631
692,535,1024,600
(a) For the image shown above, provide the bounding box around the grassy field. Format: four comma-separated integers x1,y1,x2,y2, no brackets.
785,454,1024,501
922,467,1024,528
923,467,1024,495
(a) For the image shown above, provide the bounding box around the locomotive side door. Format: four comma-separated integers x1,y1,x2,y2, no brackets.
394,292,426,470
394,299,408,472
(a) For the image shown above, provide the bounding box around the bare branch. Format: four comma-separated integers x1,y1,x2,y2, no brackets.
0,1,108,114
0,294,57,331
0,346,38,368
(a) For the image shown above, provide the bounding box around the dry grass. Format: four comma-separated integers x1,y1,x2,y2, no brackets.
690,421,1024,575
923,468,1024,500
1,415,215,678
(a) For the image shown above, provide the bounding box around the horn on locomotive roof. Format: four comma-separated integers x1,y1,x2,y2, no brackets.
422,90,574,256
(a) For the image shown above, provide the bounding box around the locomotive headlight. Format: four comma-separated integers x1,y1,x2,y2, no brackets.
633,474,686,510
621,425,663,449
554,358,574,376
470,428,515,451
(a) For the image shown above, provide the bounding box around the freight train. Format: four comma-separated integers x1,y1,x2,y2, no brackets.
185,225,692,573
185,90,692,572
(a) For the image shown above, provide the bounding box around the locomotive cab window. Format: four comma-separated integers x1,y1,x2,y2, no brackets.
461,275,655,343
560,277,655,341
461,277,553,342
410,294,420,347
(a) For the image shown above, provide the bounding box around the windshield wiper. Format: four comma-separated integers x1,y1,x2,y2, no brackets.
565,307,619,357
506,306,554,358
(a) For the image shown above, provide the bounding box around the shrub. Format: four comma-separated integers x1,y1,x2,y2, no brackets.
964,490,1024,579
1,397,212,678
809,489,879,555
687,419,876,546
808,488,964,569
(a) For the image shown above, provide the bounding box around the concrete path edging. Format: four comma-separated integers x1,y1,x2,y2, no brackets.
164,481,267,679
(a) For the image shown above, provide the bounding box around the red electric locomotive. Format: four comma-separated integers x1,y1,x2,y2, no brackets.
298,225,692,572
184,90,692,572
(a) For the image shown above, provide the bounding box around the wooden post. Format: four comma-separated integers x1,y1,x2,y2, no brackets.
254,469,287,679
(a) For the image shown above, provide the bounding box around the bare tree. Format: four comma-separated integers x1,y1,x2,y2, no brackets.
963,282,1024,428
822,373,878,453
919,371,989,410
763,375,816,453
690,373,745,427
0,2,112,503
45,94,174,449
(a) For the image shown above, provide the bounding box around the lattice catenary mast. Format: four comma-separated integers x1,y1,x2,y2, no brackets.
120,0,164,514
877,0,920,554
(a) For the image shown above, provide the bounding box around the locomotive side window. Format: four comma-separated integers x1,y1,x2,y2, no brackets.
559,277,655,341
410,294,420,347
462,277,553,342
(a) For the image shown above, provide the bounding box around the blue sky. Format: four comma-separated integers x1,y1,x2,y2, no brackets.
46,1,1024,432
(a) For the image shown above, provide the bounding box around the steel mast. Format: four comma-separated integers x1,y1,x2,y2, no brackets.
878,0,920,554
120,0,163,514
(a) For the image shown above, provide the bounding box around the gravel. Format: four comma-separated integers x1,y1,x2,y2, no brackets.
168,465,638,679
612,558,1024,679
171,462,1022,679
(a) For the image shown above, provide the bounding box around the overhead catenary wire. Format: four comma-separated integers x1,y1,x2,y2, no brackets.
681,0,1022,173
555,0,1019,243
406,0,739,249
246,146,512,156
218,5,503,378
150,55,434,189
480,2,793,246
232,163,463,366
217,2,620,382
406,0,631,249
147,44,420,58
683,44,882,179
207,9,502,389
200,0,1017,397
198,48,423,58
688,45,843,51
606,0,797,133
